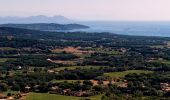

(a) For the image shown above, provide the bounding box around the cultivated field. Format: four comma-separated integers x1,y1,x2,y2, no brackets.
26,93,102,100
51,47,93,56
104,70,153,78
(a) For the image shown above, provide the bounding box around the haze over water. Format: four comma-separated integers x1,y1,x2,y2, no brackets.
73,21,170,37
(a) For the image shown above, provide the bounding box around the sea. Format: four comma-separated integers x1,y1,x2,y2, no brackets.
71,21,170,37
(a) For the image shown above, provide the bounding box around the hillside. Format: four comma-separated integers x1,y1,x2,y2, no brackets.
0,27,112,40
1,27,170,99
0,23,89,31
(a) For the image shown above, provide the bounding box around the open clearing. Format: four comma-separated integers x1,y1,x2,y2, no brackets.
26,93,102,100
51,47,93,55
104,70,153,78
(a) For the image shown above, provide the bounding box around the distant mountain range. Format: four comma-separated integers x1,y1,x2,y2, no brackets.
0,23,89,31
0,15,74,24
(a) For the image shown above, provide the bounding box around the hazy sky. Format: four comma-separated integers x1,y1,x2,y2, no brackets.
1,0,170,21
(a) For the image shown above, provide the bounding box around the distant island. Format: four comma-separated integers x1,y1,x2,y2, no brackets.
0,15,74,24
0,23,90,31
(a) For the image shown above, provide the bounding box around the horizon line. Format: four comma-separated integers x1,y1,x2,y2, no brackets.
1,15,170,22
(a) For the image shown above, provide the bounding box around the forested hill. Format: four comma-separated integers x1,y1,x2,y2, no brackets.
0,27,120,41
0,23,89,31
0,27,170,45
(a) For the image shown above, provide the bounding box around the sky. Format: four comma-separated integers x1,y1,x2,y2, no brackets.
1,0,170,21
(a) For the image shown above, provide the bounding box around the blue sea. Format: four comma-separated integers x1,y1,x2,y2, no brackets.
72,21,170,37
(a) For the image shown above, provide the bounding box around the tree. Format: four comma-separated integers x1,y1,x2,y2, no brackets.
93,85,103,92
11,84,20,91
0,83,8,92
82,85,91,91
83,80,93,86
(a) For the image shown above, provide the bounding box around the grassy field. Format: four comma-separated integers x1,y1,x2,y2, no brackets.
53,66,78,71
0,47,16,51
51,80,84,83
0,58,16,63
151,60,170,65
26,93,102,100
104,70,153,78
159,60,170,64
83,47,120,55
3,90,20,95
150,45,165,48
0,58,8,63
